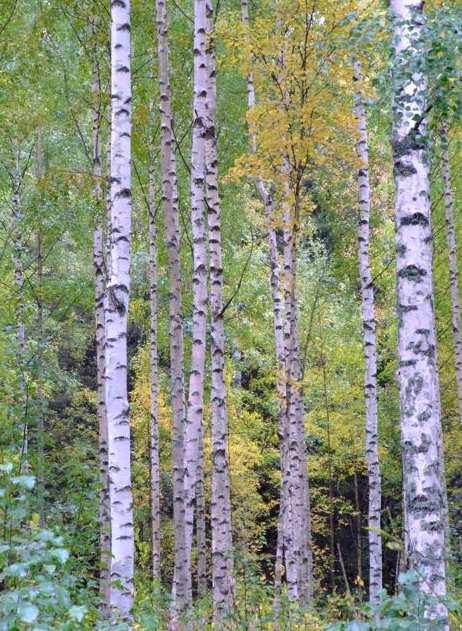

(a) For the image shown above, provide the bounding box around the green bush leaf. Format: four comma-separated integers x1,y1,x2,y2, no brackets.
11,476,35,490
51,548,69,564
18,602,39,623
68,605,86,622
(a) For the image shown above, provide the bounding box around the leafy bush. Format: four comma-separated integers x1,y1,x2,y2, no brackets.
327,570,460,631
0,463,90,630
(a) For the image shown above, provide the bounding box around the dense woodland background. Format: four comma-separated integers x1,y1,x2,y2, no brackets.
1,0,462,629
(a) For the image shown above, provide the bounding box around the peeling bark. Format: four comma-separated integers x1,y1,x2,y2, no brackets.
155,0,187,616
148,159,161,583
353,60,383,606
183,0,209,604
90,30,111,609
105,0,134,619
196,423,207,597
391,0,447,621
204,2,234,618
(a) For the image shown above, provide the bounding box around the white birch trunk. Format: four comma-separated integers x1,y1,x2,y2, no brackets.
195,425,207,596
183,0,209,603
281,188,303,602
155,0,188,615
440,124,462,424
353,60,383,605
105,0,134,618
204,3,234,617
239,0,296,606
148,162,161,582
391,0,447,619
90,26,111,609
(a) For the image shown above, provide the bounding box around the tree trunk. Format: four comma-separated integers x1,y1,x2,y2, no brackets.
281,184,302,602
440,124,462,424
90,28,111,609
183,0,209,603
154,0,188,616
353,471,363,584
35,135,46,529
196,423,207,597
204,3,234,618
239,0,308,607
11,157,27,473
105,0,134,618
148,160,161,583
353,60,383,605
391,0,447,620
280,177,313,606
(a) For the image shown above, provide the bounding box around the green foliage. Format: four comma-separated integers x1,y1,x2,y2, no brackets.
327,571,461,631
0,464,92,630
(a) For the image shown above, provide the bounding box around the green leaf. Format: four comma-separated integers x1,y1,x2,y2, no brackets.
44,565,56,575
6,562,28,577
11,475,35,490
68,605,86,622
18,603,39,623
51,548,69,564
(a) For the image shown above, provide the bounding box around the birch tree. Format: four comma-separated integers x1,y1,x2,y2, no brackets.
353,60,383,605
184,0,209,603
281,179,312,606
204,1,234,617
148,156,161,582
391,0,447,618
238,0,312,605
104,0,134,618
440,123,462,424
155,0,188,614
90,22,110,607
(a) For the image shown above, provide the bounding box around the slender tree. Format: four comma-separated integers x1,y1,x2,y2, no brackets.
239,0,313,605
281,175,312,605
154,0,188,615
148,153,161,582
183,0,209,602
353,60,383,605
195,430,207,597
104,0,134,618
440,123,462,424
35,133,46,528
90,19,110,608
391,0,447,619
204,1,234,617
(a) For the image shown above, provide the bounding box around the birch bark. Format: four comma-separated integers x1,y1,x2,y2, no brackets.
440,124,462,424
90,29,111,608
148,159,161,582
195,427,207,596
204,3,234,617
391,0,447,618
183,0,209,602
281,186,304,602
239,0,293,606
104,0,134,618
155,0,188,614
353,60,383,605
